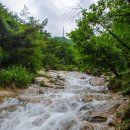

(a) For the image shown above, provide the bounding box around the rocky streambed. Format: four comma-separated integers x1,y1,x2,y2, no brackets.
0,71,129,130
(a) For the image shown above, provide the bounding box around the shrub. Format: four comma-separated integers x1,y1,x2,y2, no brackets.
120,70,130,94
43,53,60,70
108,77,122,92
108,69,130,94
0,66,33,88
9,48,43,72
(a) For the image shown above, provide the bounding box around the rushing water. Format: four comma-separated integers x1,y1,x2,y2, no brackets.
0,71,127,130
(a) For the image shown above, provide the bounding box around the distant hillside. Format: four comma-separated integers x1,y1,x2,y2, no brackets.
54,37,73,44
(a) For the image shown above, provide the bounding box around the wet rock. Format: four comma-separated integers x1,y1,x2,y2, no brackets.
82,93,112,101
0,91,15,97
79,99,124,126
0,105,17,112
0,97,5,104
33,114,50,127
87,116,107,123
79,104,92,111
91,101,120,116
81,77,86,79
39,89,44,94
82,121,115,130
18,87,45,95
54,86,64,89
89,77,105,86
62,120,77,130
107,116,116,126
0,98,19,112
115,98,130,119
35,77,50,83
0,91,16,103
54,81,64,86
82,125,94,130
82,98,93,103
18,96,43,103
35,76,65,89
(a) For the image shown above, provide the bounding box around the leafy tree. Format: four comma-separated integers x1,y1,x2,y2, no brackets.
69,0,130,76
42,38,77,70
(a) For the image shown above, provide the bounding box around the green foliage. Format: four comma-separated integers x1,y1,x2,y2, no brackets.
43,53,60,70
109,69,130,94
0,3,78,74
0,47,3,65
54,37,74,44
0,66,33,88
119,70,130,94
116,119,130,130
83,37,126,75
0,3,49,72
42,38,78,70
9,48,43,72
69,0,130,97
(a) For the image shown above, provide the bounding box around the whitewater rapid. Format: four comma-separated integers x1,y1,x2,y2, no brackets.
0,71,129,130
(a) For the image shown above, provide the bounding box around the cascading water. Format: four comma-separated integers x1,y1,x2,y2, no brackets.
0,71,129,130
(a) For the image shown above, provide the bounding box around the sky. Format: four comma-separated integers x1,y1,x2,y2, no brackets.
0,0,97,36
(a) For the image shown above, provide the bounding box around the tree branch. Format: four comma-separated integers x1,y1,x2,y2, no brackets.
100,23,130,51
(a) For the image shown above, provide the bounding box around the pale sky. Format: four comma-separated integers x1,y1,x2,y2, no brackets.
0,0,97,36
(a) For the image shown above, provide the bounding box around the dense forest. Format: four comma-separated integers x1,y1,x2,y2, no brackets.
0,0,130,95
0,3,79,88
